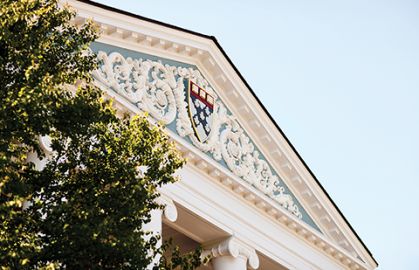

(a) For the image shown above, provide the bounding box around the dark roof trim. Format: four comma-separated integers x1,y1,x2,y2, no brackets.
212,38,378,266
77,0,377,266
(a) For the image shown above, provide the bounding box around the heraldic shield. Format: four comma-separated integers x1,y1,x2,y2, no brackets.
187,80,215,143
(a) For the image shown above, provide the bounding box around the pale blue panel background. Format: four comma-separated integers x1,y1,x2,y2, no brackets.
93,1,419,269
90,41,320,230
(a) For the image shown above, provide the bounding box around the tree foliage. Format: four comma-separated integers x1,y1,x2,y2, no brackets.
0,0,202,269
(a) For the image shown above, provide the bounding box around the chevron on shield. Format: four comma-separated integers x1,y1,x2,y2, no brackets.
187,80,215,143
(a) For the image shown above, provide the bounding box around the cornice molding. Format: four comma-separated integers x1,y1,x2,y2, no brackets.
66,1,377,269
91,49,305,221
94,77,369,270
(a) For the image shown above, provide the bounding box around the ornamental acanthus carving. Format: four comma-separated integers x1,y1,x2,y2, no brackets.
92,51,303,219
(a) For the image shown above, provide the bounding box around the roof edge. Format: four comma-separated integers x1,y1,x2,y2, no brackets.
75,0,378,266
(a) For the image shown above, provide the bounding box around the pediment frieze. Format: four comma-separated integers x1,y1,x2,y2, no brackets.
90,42,320,230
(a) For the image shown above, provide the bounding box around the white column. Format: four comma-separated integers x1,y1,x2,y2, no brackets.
26,135,53,171
143,195,178,270
204,236,259,270
24,136,54,210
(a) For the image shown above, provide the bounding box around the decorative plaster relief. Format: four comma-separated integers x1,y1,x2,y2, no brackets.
92,50,303,219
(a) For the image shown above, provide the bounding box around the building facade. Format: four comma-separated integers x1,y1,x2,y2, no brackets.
68,1,378,269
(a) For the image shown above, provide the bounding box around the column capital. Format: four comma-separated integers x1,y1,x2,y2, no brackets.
157,195,178,222
204,236,259,269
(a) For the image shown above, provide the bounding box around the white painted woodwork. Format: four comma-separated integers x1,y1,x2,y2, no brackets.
58,1,378,269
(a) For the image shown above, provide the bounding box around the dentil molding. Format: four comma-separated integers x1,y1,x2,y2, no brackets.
92,50,303,220
66,1,377,268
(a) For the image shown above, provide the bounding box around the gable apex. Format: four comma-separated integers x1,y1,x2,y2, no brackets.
69,1,378,269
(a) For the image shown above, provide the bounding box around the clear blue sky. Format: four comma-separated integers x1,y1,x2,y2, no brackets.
93,1,419,269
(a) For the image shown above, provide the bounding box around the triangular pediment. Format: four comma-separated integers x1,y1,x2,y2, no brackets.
90,41,319,230
69,1,377,269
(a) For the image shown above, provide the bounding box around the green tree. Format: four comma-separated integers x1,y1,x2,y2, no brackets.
0,0,203,269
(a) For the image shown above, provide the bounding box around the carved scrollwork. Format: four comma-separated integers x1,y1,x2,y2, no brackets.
220,123,303,219
94,52,178,123
92,51,303,219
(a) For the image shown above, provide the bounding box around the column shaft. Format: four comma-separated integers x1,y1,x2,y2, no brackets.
212,255,247,270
